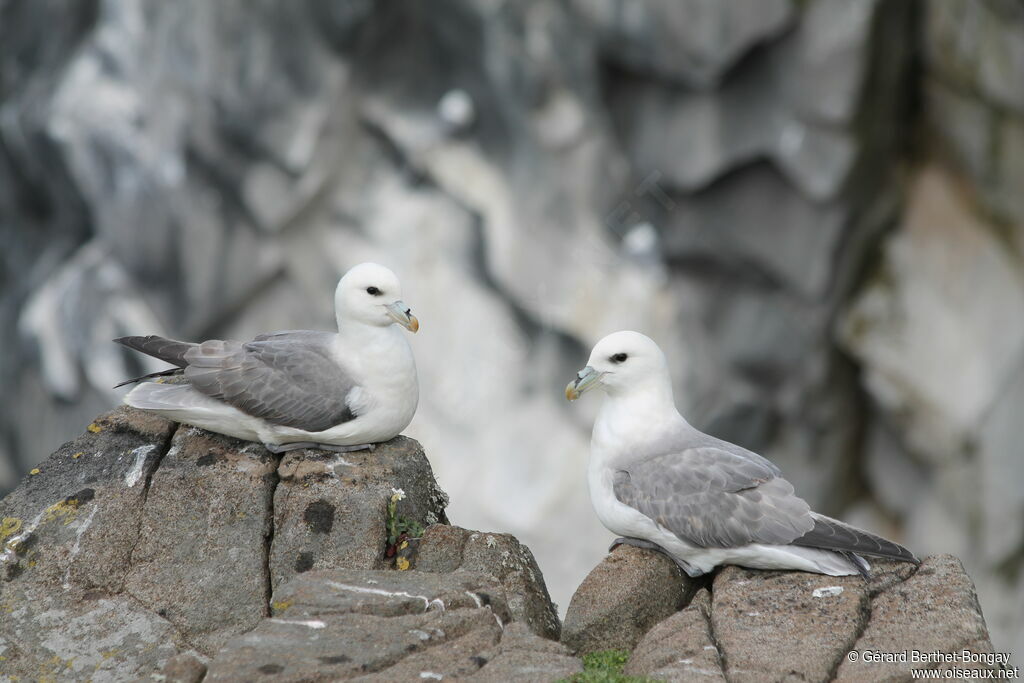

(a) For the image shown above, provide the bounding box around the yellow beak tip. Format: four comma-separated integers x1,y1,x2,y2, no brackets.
565,384,579,401
409,316,420,333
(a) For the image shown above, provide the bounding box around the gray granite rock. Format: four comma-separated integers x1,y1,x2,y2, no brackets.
605,0,901,201
926,0,1024,115
268,437,448,594
0,412,1003,680
978,355,1024,566
711,565,870,682
204,570,507,682
0,407,457,679
0,592,192,682
835,556,1001,681
863,409,930,519
561,544,700,655
659,163,848,299
993,114,1024,226
839,167,1024,462
623,589,725,681
414,523,561,640
0,407,186,680
470,622,582,682
123,427,278,655
925,79,997,190
578,0,793,88
159,653,208,683
0,406,175,590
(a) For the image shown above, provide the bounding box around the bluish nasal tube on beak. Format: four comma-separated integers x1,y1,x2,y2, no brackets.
385,301,419,332
566,366,601,401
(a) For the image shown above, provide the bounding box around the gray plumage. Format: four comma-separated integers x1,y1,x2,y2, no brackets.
116,332,358,432
791,514,918,564
613,443,814,549
612,433,917,565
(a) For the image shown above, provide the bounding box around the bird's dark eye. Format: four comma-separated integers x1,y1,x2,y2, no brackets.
366,286,381,296
610,353,628,363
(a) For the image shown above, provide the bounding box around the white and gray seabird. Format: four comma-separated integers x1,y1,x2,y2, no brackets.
566,330,918,577
115,263,419,454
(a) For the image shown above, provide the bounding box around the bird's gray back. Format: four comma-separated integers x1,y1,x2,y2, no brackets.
183,330,360,432
613,425,813,549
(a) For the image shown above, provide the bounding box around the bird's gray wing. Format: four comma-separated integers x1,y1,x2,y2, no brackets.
182,332,359,432
613,445,814,548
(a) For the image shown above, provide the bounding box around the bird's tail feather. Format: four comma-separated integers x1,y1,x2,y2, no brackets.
113,368,183,389
114,335,196,368
838,550,871,578
792,513,919,565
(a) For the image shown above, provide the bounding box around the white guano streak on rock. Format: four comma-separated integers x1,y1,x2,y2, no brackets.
321,455,354,479
327,581,446,612
124,444,156,487
683,664,727,676
63,504,100,589
812,586,844,598
464,590,504,629
419,673,444,680
0,505,50,567
270,618,326,629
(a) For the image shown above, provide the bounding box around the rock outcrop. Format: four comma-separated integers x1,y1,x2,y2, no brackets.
1,408,552,680
411,523,561,640
563,546,1007,681
561,544,701,655
205,570,580,682
1,408,1009,681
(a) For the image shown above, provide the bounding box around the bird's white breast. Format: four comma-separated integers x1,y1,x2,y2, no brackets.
263,325,417,445
331,326,418,434
587,396,705,562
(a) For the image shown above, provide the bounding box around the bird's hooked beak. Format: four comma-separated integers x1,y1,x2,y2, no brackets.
565,366,603,401
385,301,419,333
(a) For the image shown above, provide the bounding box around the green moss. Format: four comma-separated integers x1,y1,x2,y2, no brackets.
560,650,653,683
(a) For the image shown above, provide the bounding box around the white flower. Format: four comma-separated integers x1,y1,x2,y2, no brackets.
390,488,406,501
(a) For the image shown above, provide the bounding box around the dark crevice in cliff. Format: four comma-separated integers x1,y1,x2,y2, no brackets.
825,562,923,682
122,424,179,586
824,588,873,683
706,585,731,683
262,455,282,615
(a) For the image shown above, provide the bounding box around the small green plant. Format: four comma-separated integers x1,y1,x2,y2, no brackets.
385,488,425,563
560,650,653,683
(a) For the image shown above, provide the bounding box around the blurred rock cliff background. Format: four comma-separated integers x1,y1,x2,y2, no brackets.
1,0,1022,656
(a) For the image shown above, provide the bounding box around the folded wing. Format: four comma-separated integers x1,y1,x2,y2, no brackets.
792,514,919,563
181,332,359,432
613,445,815,548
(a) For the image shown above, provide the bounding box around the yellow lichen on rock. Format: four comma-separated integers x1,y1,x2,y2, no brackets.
0,517,22,542
86,423,102,433
29,468,40,475
41,498,81,526
396,557,411,571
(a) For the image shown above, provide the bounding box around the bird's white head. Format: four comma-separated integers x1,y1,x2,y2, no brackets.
566,330,671,401
335,263,419,332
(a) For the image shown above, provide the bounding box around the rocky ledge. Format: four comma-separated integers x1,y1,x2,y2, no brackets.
0,408,1007,681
